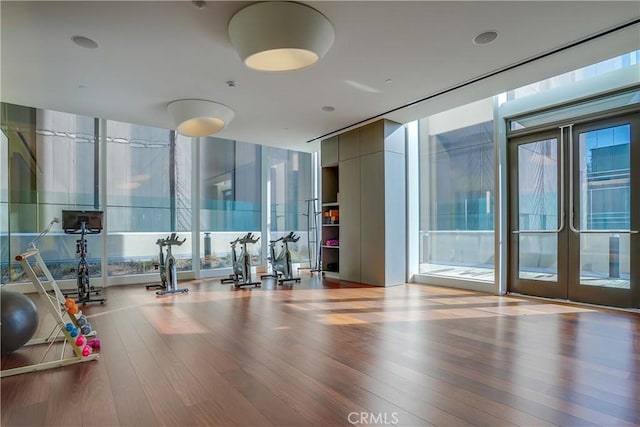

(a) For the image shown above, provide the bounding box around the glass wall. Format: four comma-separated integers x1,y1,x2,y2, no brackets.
199,138,262,269
418,98,495,283
266,147,314,264
1,127,9,283
0,105,101,282
417,50,638,288
105,121,193,276
1,105,314,283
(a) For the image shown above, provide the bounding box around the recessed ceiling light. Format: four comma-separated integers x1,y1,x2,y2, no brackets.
71,35,99,49
321,106,335,112
473,31,498,45
385,78,393,83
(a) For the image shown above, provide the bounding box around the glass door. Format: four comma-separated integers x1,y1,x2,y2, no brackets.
509,112,639,308
509,131,568,299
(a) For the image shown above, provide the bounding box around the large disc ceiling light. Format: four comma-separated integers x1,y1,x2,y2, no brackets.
228,1,335,72
167,99,235,137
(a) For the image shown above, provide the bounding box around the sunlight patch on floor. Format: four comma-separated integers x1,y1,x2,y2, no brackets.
141,305,208,334
316,298,596,325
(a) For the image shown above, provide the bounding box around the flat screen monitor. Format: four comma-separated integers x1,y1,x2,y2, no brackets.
61,210,103,233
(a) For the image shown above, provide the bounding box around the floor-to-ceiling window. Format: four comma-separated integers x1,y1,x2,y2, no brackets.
0,128,8,282
417,98,495,284
1,104,100,282
1,105,315,285
266,147,314,265
199,138,262,269
415,50,638,298
105,121,192,276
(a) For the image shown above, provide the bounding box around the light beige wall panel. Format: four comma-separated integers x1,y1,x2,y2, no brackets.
339,157,361,283
360,120,384,156
339,128,360,161
321,136,339,166
359,151,385,286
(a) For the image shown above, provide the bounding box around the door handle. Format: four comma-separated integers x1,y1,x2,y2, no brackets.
567,123,584,234
512,230,560,234
576,230,639,234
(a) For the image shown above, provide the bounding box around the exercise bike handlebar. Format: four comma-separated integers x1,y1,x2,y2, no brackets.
269,232,300,244
285,234,300,243
239,234,260,244
157,233,186,247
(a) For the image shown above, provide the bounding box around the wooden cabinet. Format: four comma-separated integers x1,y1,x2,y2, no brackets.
321,136,338,166
339,157,360,282
320,119,406,286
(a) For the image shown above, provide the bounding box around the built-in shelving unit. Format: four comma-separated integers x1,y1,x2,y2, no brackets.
321,163,339,275
321,202,340,274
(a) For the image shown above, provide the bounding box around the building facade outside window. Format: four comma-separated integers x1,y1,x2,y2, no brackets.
416,50,638,288
266,146,314,265
418,98,495,283
0,107,315,284
105,121,191,276
1,105,100,283
199,138,262,269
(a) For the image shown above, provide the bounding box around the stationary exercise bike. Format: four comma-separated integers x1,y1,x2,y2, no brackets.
62,210,106,305
262,231,301,285
147,233,189,295
221,232,261,288
220,237,240,284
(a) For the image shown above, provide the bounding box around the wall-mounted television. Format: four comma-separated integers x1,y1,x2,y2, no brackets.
61,210,103,233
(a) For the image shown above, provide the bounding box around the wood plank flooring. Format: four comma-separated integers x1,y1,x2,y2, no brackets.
2,275,639,426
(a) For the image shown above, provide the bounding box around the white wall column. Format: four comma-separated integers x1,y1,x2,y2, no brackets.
191,136,201,277
100,118,108,287
261,147,270,265
494,98,508,295
405,122,420,282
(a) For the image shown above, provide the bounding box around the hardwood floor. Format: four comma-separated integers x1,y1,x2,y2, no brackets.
2,275,639,426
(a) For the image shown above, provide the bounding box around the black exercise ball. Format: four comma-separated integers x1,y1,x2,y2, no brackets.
1,288,39,354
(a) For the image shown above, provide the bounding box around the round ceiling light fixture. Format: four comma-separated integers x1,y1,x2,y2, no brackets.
228,1,335,72
167,99,235,137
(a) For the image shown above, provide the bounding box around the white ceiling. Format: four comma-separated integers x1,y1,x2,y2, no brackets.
2,1,639,152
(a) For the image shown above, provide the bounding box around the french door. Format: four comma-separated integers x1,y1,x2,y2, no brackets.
509,112,639,308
